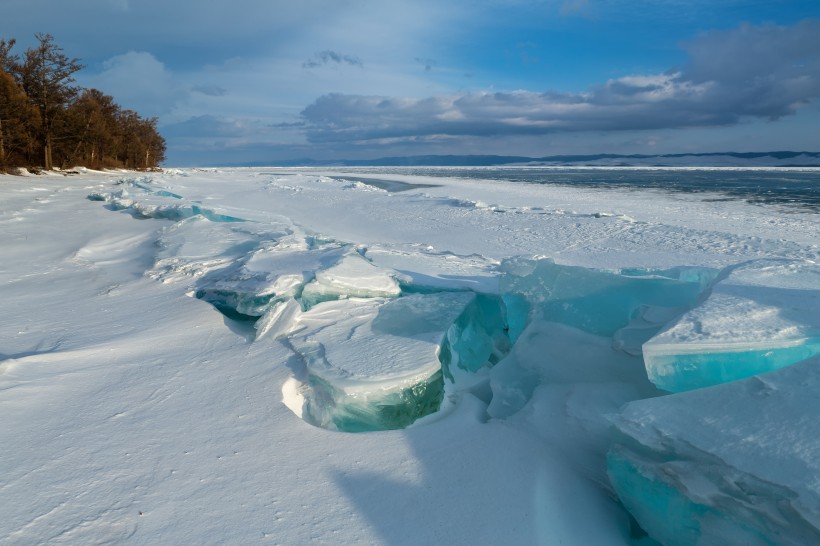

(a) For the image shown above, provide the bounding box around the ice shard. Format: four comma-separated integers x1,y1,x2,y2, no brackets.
608,354,820,546
643,259,820,392
287,291,507,432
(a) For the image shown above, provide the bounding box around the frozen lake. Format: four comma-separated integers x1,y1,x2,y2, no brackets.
1,167,818,544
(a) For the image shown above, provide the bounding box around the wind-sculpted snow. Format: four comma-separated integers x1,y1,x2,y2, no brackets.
644,259,820,392
608,355,820,546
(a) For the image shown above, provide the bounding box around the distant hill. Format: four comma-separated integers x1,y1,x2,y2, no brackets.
245,151,820,168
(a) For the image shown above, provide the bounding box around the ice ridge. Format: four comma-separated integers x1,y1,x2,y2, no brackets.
90,182,513,431
88,177,246,222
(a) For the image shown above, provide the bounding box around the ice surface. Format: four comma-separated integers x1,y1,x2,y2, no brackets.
608,354,820,546
287,293,475,431
644,259,820,392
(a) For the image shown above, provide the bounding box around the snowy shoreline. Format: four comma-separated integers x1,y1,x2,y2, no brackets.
1,168,818,544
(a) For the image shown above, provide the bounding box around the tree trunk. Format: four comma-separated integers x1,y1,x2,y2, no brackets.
44,132,52,170
0,118,5,164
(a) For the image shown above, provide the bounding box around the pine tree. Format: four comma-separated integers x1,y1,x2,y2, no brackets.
0,70,39,167
18,33,83,170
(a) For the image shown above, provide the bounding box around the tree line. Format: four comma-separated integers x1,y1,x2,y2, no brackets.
0,34,166,172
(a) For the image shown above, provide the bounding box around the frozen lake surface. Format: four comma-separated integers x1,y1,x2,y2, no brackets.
1,167,818,544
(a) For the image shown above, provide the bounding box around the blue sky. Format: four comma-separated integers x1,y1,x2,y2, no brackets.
3,0,820,165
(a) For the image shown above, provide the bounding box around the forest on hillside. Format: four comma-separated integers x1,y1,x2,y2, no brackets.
0,34,165,172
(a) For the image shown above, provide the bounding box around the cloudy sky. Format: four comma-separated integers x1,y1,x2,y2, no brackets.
3,1,820,165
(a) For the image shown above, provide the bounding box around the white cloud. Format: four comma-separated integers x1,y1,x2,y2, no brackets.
86,51,182,117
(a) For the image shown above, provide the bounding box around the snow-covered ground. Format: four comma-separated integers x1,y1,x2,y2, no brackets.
1,167,818,544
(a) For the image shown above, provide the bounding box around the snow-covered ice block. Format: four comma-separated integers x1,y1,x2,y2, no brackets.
287,292,504,431
195,241,349,319
300,252,401,308
364,243,500,294
643,259,820,392
152,218,351,319
608,354,820,546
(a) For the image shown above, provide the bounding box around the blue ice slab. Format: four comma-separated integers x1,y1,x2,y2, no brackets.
289,294,469,431
498,257,715,341
643,259,820,392
608,354,820,546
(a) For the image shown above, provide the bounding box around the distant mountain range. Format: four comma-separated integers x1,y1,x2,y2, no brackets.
244,151,820,168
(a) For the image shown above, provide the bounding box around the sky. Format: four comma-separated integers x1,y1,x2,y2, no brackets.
2,0,820,165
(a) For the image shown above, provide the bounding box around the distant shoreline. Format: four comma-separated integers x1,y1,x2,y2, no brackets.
208,151,820,169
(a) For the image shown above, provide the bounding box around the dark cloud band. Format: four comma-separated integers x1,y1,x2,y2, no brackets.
299,20,820,143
